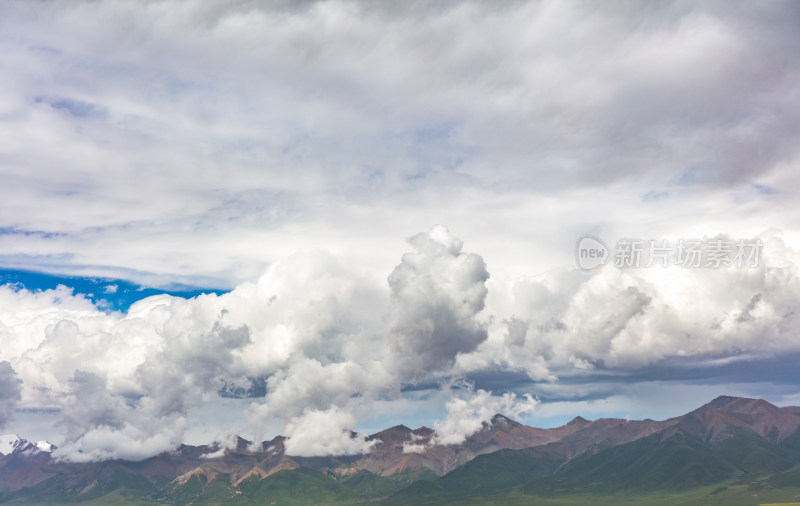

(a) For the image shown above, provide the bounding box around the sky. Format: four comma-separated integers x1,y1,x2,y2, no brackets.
1,0,800,461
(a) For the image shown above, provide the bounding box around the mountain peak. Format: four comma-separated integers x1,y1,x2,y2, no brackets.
0,434,55,456
1,434,23,456
567,416,590,425
368,424,415,444
34,441,56,453
701,395,781,415
679,396,800,443
708,394,753,406
490,413,518,426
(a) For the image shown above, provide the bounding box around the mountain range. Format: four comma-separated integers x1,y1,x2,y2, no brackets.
1,395,800,504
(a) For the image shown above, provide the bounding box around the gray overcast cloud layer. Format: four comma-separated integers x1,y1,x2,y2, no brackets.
1,0,800,460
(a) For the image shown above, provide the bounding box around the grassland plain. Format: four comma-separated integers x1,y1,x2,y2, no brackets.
381,483,800,506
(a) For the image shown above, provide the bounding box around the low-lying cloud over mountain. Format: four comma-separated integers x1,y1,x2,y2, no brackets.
0,226,533,461
2,396,800,504
2,227,800,461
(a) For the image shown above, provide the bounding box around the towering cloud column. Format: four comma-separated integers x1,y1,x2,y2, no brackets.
0,361,21,430
387,225,490,381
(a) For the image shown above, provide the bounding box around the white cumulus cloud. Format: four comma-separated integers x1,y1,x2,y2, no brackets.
431,380,539,447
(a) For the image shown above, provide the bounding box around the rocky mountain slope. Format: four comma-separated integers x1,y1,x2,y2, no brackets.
1,395,799,504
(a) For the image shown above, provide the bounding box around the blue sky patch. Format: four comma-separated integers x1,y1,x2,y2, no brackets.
37,96,104,118
752,183,776,195
0,268,227,313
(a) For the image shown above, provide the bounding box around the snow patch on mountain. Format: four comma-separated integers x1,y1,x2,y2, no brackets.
1,434,25,455
35,440,56,452
0,434,56,455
